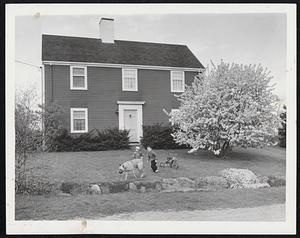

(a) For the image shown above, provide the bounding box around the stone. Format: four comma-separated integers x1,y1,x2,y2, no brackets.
194,177,206,187
109,182,129,193
176,177,196,188
267,176,286,187
161,187,195,193
257,175,269,184
147,188,154,192
162,177,196,191
140,186,146,193
206,176,228,189
155,183,162,192
129,182,137,192
57,191,71,197
90,184,101,194
60,182,80,194
100,184,110,194
161,178,179,189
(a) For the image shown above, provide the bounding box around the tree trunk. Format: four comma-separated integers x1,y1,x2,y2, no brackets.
216,141,230,158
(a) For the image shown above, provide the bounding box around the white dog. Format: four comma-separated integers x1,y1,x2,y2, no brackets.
119,147,144,181
119,158,144,181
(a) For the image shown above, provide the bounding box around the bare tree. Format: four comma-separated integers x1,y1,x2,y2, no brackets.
15,88,42,193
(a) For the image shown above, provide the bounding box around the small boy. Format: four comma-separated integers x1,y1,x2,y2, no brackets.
147,146,158,173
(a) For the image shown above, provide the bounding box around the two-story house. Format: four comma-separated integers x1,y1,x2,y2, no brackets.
42,18,204,143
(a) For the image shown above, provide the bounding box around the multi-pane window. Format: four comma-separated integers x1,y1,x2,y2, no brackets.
71,108,88,133
70,66,87,90
171,71,185,92
122,68,138,91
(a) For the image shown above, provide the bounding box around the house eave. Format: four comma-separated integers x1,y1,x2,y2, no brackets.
117,101,145,105
42,60,202,72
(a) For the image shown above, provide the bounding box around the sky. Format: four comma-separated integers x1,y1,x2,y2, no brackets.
15,13,287,103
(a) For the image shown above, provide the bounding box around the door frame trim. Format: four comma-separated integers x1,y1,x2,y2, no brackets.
118,104,143,142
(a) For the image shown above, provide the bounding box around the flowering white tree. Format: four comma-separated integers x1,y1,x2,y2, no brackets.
169,61,281,157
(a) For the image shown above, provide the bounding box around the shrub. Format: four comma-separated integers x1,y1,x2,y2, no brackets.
16,176,56,195
51,128,130,152
278,105,286,148
267,175,286,187
219,168,270,189
39,102,66,152
140,123,189,149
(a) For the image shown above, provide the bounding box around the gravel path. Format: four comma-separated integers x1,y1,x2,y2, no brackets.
101,204,285,221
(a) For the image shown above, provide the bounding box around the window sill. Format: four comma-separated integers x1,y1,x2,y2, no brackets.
70,130,88,134
70,88,88,90
122,89,138,92
171,90,185,93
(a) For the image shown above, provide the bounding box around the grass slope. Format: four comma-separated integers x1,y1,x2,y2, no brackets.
16,187,285,220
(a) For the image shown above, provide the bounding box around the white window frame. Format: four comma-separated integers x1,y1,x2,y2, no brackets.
70,108,88,133
70,65,87,90
170,70,185,93
122,68,138,91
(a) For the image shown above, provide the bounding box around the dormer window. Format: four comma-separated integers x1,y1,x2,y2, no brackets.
171,71,185,93
70,66,87,90
122,68,138,91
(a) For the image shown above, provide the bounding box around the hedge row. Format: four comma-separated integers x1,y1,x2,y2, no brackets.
141,123,189,149
51,128,130,152
47,124,186,152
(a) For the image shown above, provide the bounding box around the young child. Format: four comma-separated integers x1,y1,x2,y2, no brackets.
131,146,144,178
133,146,143,160
147,146,158,173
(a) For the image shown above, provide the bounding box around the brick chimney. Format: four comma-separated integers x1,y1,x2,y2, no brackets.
99,18,114,43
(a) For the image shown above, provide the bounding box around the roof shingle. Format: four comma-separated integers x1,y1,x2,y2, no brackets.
42,34,204,69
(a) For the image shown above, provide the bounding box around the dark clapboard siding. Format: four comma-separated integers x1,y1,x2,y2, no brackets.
44,64,198,131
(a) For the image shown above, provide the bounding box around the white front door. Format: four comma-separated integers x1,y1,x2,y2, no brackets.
124,109,138,142
118,102,144,143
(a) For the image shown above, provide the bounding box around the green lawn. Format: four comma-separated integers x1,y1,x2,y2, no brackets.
15,186,285,220
27,146,286,184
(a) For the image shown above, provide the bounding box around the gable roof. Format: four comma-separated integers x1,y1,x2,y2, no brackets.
42,34,204,69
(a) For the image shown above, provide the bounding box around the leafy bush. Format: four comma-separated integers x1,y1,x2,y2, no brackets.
39,102,66,152
16,176,56,195
141,124,189,149
278,105,286,148
52,128,130,152
219,168,270,189
267,175,286,187
38,102,130,151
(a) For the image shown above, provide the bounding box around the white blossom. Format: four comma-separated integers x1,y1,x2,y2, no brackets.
169,61,281,156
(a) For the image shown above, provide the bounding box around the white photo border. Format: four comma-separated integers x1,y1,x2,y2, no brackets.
6,3,296,235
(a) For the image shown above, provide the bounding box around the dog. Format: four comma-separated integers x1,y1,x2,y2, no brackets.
118,158,144,181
